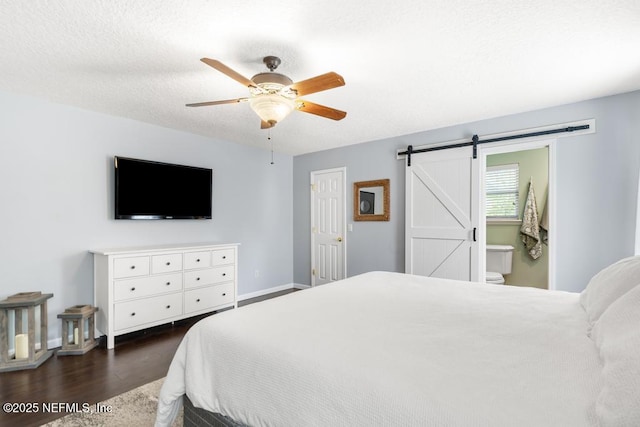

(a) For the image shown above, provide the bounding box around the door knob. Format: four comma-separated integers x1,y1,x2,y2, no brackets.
336,237,343,242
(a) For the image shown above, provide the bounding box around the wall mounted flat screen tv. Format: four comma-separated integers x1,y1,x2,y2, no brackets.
114,156,212,219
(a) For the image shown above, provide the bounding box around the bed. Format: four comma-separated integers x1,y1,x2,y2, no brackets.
155,257,640,427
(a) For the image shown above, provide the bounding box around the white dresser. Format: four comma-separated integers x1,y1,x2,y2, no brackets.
91,243,239,349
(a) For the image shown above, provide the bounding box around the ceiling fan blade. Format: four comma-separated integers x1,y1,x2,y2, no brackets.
201,58,256,88
290,72,345,96
186,98,248,107
297,100,347,121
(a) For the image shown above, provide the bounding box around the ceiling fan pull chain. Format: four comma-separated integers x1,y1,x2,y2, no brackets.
269,129,275,165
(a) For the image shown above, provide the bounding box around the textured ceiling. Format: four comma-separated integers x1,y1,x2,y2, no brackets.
1,1,639,155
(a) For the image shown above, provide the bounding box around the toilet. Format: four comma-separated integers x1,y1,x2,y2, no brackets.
486,244,514,285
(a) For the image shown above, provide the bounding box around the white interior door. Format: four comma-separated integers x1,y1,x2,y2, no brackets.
311,168,346,286
405,147,480,281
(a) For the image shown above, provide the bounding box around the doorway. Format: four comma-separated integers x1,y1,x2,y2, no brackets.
310,168,346,286
478,138,556,290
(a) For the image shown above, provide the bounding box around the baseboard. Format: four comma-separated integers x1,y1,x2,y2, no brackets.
237,282,312,301
49,338,62,349
237,283,295,301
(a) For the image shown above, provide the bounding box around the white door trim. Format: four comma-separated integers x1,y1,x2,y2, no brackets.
478,138,557,290
310,167,347,286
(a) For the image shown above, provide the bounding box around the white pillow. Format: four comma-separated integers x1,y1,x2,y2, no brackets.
590,284,640,426
580,255,640,325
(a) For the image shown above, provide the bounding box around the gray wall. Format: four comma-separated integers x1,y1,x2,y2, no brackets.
293,90,640,292
0,90,293,344
293,140,405,282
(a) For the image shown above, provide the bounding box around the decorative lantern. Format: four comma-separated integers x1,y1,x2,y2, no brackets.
0,292,54,372
57,305,99,356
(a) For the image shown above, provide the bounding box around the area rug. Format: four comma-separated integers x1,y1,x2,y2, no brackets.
42,377,182,427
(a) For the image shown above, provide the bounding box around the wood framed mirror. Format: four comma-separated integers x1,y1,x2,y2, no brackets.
353,179,390,221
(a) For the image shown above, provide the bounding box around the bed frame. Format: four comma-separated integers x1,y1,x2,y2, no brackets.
183,394,246,427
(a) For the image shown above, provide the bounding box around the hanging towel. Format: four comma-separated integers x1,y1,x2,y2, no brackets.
520,178,542,260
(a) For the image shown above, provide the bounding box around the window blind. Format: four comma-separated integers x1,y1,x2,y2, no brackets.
486,164,519,218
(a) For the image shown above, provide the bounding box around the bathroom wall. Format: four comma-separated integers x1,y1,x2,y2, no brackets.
486,147,549,289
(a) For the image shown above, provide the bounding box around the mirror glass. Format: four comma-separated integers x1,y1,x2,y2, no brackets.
354,179,390,221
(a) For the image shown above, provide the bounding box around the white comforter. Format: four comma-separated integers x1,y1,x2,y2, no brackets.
155,271,602,426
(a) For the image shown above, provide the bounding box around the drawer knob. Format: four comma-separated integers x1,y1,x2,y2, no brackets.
166,305,171,309
222,293,227,296
222,273,226,276
131,312,136,316
196,298,201,302
130,265,136,270
222,256,226,259
196,259,200,262
166,262,171,266
196,277,200,281
166,282,171,286
131,287,136,291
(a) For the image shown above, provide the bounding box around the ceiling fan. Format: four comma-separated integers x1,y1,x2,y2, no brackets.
186,56,346,129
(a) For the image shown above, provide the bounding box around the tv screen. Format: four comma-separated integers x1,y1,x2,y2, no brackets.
114,156,212,219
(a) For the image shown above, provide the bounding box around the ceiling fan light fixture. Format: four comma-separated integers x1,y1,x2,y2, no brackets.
249,94,295,126
188,56,346,129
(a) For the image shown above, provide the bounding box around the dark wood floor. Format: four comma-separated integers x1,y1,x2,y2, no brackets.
0,289,297,427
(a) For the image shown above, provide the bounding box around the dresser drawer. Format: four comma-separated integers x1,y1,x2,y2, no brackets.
113,256,150,279
114,292,182,331
184,265,234,289
114,273,183,302
184,282,234,314
184,251,211,270
151,253,183,274
212,249,235,266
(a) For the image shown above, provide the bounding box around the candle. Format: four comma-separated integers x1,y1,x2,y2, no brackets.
74,327,79,345
15,334,28,359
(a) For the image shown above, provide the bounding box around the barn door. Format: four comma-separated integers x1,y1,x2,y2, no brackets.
405,147,480,281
